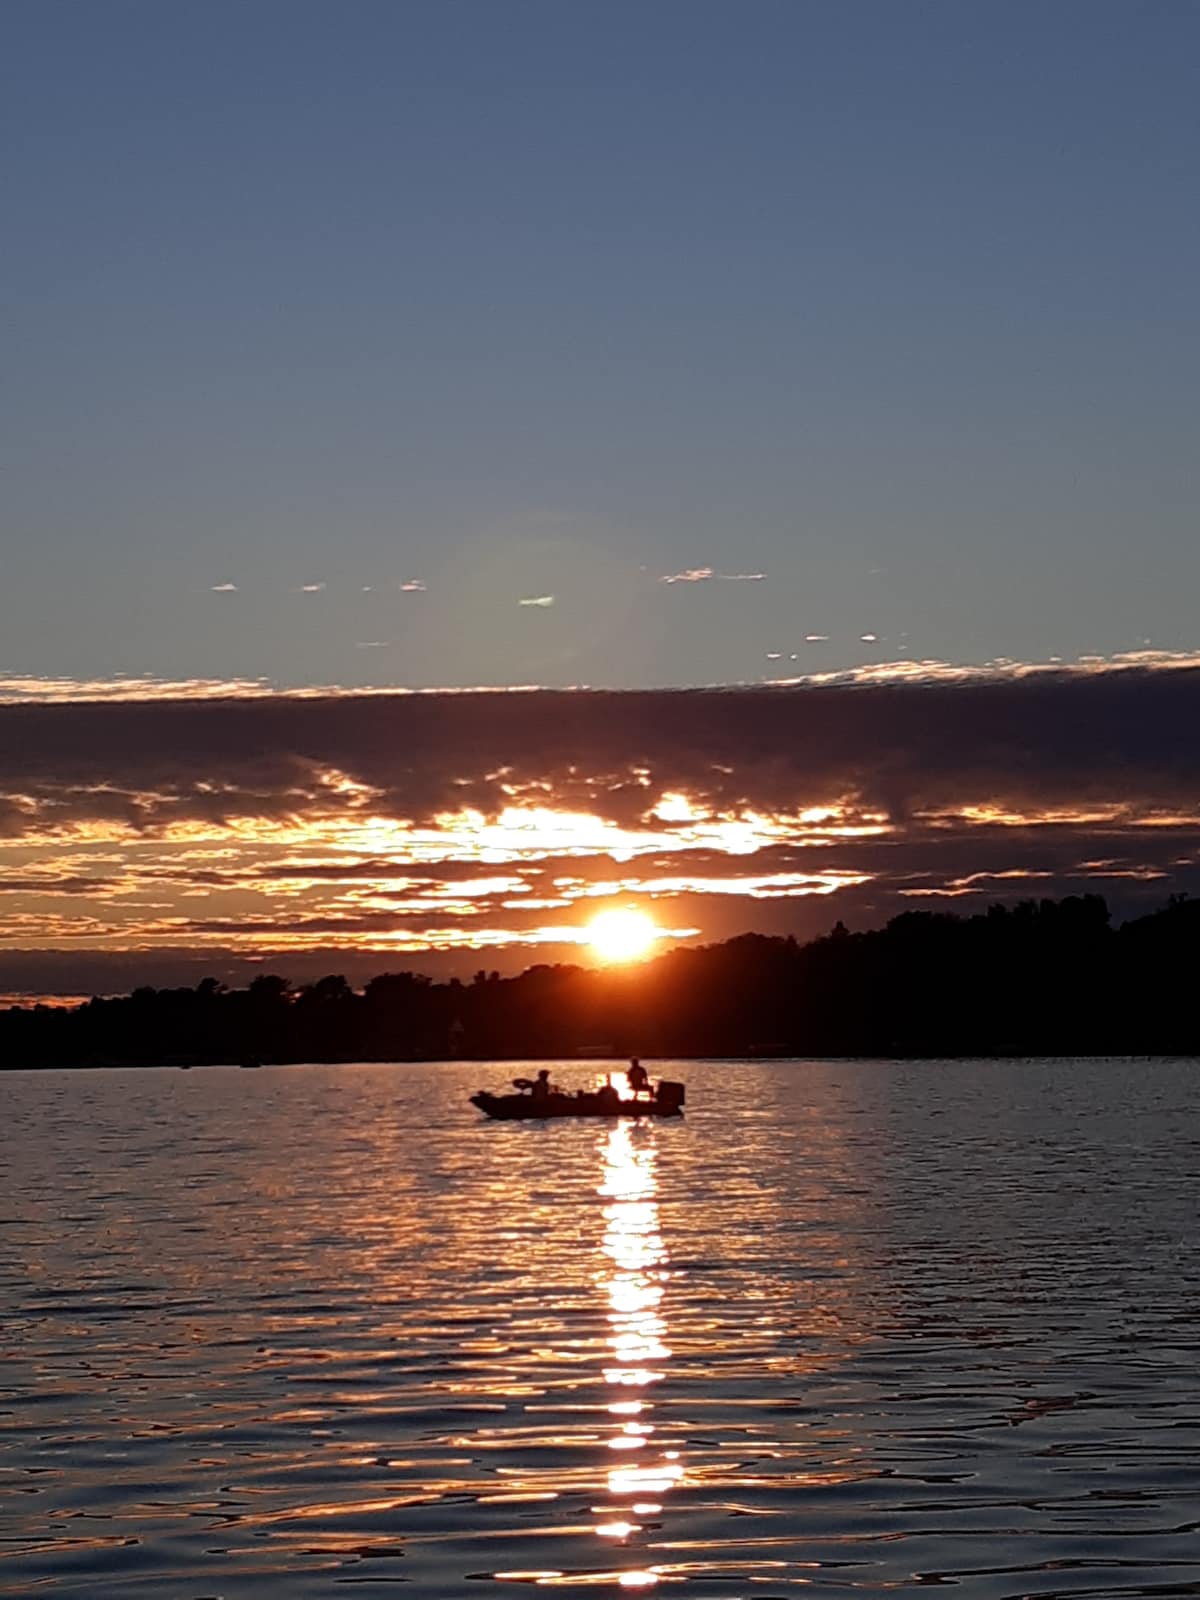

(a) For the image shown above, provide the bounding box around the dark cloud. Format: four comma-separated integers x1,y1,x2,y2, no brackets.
1,665,1198,831
0,875,119,897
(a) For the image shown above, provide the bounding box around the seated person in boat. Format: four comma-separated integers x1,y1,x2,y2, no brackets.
627,1058,650,1096
531,1068,555,1100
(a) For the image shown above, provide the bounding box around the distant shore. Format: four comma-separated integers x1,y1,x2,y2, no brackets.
4,892,1199,1067
7,1051,1196,1074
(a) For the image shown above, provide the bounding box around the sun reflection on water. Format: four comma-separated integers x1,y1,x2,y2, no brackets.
592,1121,682,1587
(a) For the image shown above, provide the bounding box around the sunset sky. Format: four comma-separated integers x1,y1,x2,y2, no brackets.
3,3,1200,997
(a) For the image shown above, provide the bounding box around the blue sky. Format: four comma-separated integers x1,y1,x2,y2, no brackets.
4,0,1199,690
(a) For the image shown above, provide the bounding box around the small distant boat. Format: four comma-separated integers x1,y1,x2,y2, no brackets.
471,1069,685,1121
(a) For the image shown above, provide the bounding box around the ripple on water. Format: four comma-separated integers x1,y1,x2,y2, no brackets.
0,1057,1198,1598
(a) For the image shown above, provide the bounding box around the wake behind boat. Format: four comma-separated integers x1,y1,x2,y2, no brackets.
471,1062,685,1121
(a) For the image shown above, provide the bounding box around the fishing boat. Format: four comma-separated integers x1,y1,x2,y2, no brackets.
470,1067,685,1121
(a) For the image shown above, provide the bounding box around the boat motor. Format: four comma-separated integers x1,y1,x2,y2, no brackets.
655,1080,686,1112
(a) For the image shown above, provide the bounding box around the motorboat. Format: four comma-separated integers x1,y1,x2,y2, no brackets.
470,1069,685,1121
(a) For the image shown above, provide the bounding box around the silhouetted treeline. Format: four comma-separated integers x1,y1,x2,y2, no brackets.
4,894,1200,1068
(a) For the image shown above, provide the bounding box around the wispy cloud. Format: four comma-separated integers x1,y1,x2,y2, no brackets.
659,567,765,585
210,582,238,593
298,582,326,594
659,567,714,584
518,595,555,608
399,579,427,593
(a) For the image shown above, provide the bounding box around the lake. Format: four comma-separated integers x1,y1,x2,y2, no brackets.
1,1058,1198,1598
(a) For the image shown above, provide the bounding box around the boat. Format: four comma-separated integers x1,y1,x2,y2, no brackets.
471,1069,685,1121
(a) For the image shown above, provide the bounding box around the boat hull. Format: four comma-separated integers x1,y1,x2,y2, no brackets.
470,1091,682,1121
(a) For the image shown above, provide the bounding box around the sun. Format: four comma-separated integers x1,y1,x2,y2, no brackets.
588,908,660,963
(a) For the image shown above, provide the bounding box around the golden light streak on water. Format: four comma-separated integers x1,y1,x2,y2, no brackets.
592,1120,683,1587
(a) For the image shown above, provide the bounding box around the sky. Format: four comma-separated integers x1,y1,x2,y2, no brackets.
3,3,1199,995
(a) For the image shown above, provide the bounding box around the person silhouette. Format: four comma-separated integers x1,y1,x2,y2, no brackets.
531,1068,553,1100
627,1058,649,1096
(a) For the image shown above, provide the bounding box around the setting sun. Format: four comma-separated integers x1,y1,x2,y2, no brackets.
588,908,660,963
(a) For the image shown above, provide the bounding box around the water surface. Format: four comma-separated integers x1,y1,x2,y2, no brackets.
2,1058,1198,1597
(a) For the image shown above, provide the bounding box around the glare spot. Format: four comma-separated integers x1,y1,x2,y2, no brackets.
652,792,700,823
588,908,659,962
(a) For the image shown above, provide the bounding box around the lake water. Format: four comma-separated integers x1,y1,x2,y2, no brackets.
1,1058,1198,1599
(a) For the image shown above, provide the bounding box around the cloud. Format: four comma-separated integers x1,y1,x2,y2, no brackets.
298,582,326,593
399,580,427,593
518,594,555,608
659,567,714,584
659,567,764,584
0,674,272,704
3,658,1200,993
0,871,121,897
5,660,1200,825
210,582,238,593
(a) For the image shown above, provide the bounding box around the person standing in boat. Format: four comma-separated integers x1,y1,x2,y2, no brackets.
627,1058,649,1097
531,1068,553,1101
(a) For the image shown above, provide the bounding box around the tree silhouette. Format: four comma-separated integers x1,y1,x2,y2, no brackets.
2,893,1198,1068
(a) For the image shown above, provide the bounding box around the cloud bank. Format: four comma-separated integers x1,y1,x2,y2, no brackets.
1,662,1198,994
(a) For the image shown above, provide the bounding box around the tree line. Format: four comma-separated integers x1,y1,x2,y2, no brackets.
2,892,1198,1068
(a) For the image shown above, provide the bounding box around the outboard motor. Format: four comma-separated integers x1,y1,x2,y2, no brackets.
656,1080,686,1114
